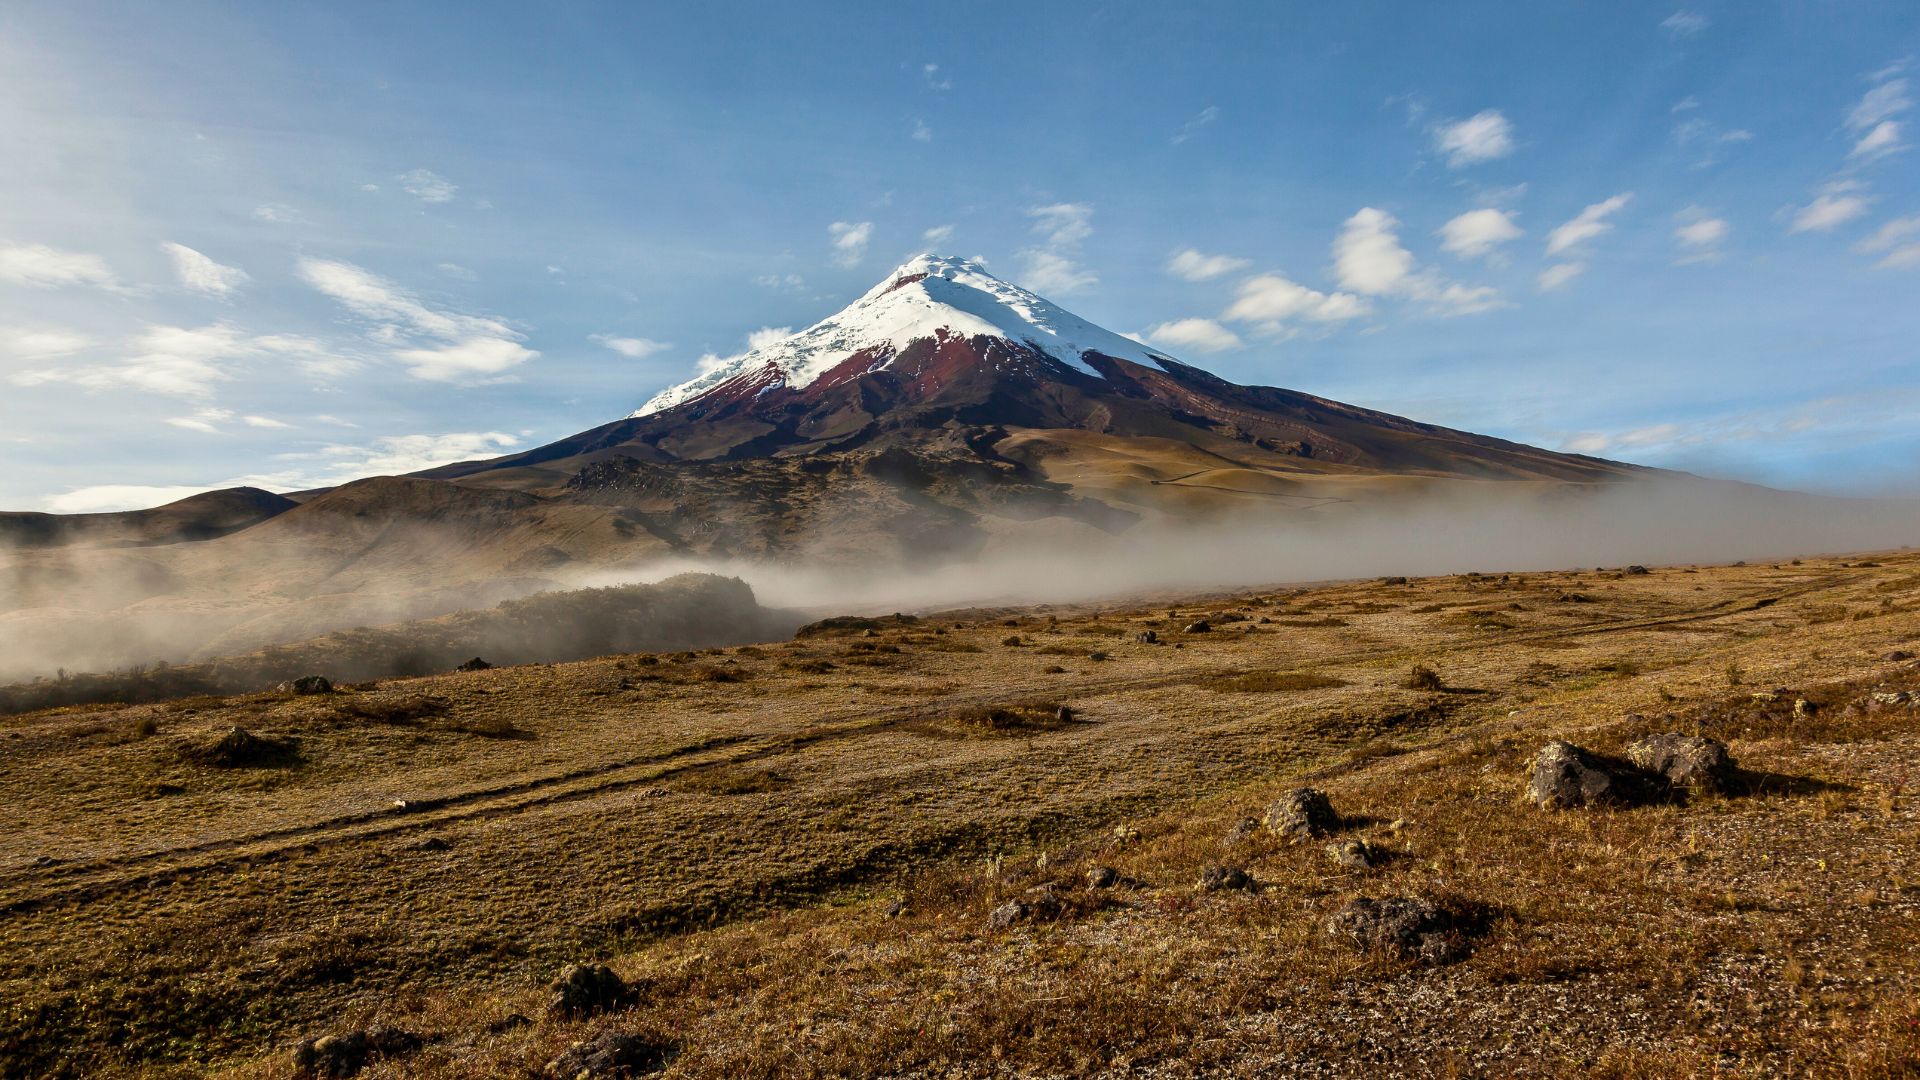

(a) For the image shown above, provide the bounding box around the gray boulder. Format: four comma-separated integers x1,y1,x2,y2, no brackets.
1327,838,1380,870
1627,732,1735,793
1199,864,1255,891
292,1027,420,1078
1184,620,1213,634
546,1031,672,1078
1325,896,1468,965
1527,740,1629,809
548,962,634,1019
1264,787,1338,841
289,675,334,695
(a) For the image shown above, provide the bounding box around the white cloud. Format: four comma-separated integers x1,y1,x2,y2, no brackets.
392,337,537,382
1854,215,1920,269
1166,248,1251,281
1536,262,1586,291
1849,77,1911,135
745,326,793,351
591,334,670,359
1850,120,1905,162
753,273,806,289
1660,11,1710,38
1545,193,1633,256
398,168,458,203
1171,105,1219,145
1142,317,1242,353
0,242,118,290
1437,208,1522,259
1223,274,1369,326
10,323,319,397
1432,110,1515,168
161,242,248,297
297,258,534,382
307,431,522,478
0,326,93,359
1333,208,1416,294
911,119,932,143
923,224,956,247
922,63,951,91
437,262,477,280
165,407,234,434
250,204,304,225
1019,203,1098,295
1421,282,1507,316
828,221,873,267
1673,208,1730,263
243,415,292,429
1789,182,1870,233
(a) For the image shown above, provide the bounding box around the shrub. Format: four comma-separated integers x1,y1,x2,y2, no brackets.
1404,666,1445,692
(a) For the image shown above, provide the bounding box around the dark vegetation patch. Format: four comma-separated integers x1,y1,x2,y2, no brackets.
1202,671,1349,693
1265,616,1350,628
680,766,792,796
794,613,919,638
329,694,451,725
179,726,301,769
906,700,1075,739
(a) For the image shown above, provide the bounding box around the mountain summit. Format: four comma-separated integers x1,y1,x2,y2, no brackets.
632,254,1173,417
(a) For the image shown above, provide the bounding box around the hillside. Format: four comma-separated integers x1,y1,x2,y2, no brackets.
3,552,1917,1076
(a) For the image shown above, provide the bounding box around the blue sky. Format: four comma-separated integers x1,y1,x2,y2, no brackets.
2,1,1917,511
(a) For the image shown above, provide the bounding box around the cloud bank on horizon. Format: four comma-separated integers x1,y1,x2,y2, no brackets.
0,2,1917,511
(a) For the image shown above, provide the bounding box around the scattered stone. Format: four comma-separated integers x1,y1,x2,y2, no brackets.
1325,896,1469,965
1794,698,1817,719
1055,704,1075,723
1379,576,1409,586
189,726,298,769
547,962,634,1019
292,1027,420,1078
1871,691,1911,707
1222,817,1261,845
1264,787,1338,841
1327,838,1381,870
455,657,493,672
1214,612,1249,624
1527,740,1634,809
545,1031,672,1078
1134,630,1159,644
986,900,1031,929
1086,865,1120,889
410,836,452,852
884,898,911,918
289,675,334,695
1199,864,1255,892
1184,620,1212,634
1626,565,1651,575
1884,650,1914,662
486,1013,533,1034
1627,733,1735,793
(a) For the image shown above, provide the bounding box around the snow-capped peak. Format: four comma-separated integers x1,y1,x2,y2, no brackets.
631,254,1175,417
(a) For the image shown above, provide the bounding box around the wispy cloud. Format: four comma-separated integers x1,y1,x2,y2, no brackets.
1437,208,1522,260
1223,273,1369,333
161,242,248,297
1545,193,1632,256
1660,10,1710,38
828,220,873,267
1789,180,1871,233
1334,209,1506,315
1854,215,1920,269
911,119,932,143
591,334,671,359
0,242,119,290
921,63,951,91
1432,109,1515,168
1142,317,1242,353
1166,248,1250,281
398,168,458,203
11,323,335,397
1018,203,1097,295
297,258,536,382
923,224,956,247
1536,262,1586,292
1171,105,1219,145
1672,206,1730,263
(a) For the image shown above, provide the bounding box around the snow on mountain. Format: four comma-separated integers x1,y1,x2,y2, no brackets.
632,254,1176,417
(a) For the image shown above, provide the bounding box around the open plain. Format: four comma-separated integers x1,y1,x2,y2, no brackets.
4,552,1920,1078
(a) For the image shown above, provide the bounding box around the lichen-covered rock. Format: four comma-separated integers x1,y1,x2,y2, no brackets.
289,675,334,695
548,962,634,1019
1134,630,1159,644
1628,733,1735,793
1327,838,1380,870
293,1027,420,1077
1199,864,1254,891
985,900,1030,929
1527,740,1627,809
1183,620,1212,634
1086,865,1120,889
546,1031,672,1078
1325,896,1469,964
1264,787,1338,841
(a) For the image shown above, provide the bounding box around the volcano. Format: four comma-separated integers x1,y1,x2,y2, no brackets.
435,254,1639,485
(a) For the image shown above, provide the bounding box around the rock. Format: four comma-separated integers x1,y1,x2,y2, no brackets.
486,1013,532,1034
1325,896,1468,965
1327,838,1380,870
1379,576,1409,586
884,898,911,918
190,726,297,768
1527,740,1629,809
409,836,452,852
1199,864,1254,892
545,1031,672,1078
1626,565,1651,575
1883,650,1914,662
293,1027,420,1077
985,900,1031,929
1184,620,1212,634
1221,817,1261,846
1264,787,1338,841
289,675,334,695
1794,698,1817,718
1134,630,1159,644
547,962,634,1019
455,657,493,672
1871,691,1911,707
1627,733,1735,793
1086,865,1120,889
1055,704,1075,723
